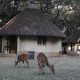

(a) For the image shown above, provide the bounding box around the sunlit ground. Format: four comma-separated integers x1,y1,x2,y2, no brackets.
0,56,80,80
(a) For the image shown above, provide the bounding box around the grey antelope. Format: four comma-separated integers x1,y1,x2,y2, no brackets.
37,52,54,75
15,53,29,68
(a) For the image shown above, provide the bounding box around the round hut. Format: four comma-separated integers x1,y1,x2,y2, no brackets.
63,28,80,55
0,3,65,58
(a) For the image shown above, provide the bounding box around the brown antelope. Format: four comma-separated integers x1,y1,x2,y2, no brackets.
15,53,29,68
37,52,54,75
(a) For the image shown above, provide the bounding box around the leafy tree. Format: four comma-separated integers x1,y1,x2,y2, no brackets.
0,0,80,36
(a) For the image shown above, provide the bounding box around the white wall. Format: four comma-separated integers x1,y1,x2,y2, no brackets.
1,36,62,57
17,36,62,57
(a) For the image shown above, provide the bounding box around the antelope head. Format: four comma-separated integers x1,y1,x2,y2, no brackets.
49,64,54,74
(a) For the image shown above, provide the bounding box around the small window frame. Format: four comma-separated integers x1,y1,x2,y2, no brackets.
37,36,47,45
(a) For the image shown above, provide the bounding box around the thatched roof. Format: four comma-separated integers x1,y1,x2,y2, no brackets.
63,29,80,43
0,3,65,38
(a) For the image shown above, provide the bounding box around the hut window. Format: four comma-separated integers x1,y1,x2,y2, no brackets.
38,36,42,44
43,37,47,45
37,36,47,45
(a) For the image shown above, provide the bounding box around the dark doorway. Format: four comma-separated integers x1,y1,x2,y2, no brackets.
9,36,17,54
62,46,67,54
62,43,67,54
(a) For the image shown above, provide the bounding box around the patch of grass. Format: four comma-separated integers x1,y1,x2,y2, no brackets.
0,57,80,80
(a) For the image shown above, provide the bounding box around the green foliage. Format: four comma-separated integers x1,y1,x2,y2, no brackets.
50,0,80,36
0,0,80,36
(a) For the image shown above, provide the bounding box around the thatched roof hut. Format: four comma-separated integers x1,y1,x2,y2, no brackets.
63,28,80,43
63,28,80,54
0,3,66,57
0,3,65,38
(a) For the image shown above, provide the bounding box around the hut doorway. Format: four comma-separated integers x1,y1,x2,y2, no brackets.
9,36,17,54
3,36,17,54
62,43,67,54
